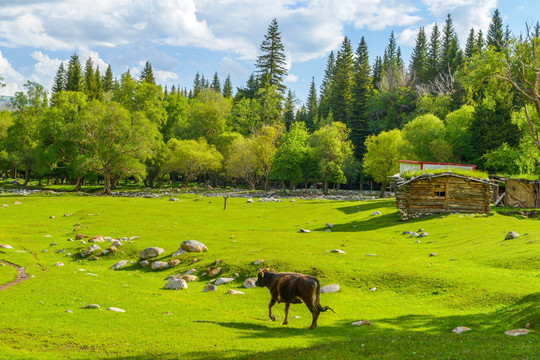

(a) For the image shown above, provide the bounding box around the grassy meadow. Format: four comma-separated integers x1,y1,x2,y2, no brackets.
0,193,538,359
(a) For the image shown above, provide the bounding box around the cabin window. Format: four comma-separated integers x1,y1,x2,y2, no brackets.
433,185,446,197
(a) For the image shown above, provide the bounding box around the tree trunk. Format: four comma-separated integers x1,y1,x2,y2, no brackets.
103,168,112,195
22,169,30,187
379,181,387,198
74,176,83,192
323,180,328,195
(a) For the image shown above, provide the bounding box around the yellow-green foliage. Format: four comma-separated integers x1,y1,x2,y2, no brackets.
402,168,489,180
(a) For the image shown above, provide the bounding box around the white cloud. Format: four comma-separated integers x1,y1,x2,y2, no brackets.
285,73,298,83
0,51,25,96
155,70,178,84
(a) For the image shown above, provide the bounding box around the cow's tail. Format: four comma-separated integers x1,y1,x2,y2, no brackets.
315,281,335,313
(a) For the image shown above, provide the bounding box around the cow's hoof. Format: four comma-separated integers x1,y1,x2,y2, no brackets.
269,316,276,321
282,321,288,325
309,325,317,330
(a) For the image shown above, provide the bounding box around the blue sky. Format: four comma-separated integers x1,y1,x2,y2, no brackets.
0,0,539,104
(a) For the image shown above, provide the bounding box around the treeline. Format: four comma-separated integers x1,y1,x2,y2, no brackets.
1,11,540,195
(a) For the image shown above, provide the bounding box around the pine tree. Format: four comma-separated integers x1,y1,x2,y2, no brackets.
464,28,476,58
235,74,258,100
410,27,428,84
305,77,318,132
140,61,156,84
283,90,296,130
487,9,504,51
102,65,114,92
66,53,83,92
52,62,67,95
193,72,202,98
94,67,103,101
380,31,403,90
350,37,372,160
211,72,221,93
256,18,287,94
331,36,354,124
427,23,441,83
318,51,335,119
534,22,540,38
222,75,233,98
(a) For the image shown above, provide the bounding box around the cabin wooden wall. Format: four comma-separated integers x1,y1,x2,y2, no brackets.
396,176,491,219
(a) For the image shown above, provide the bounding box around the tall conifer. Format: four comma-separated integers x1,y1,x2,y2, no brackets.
256,18,287,94
487,9,504,51
66,53,83,92
350,37,371,160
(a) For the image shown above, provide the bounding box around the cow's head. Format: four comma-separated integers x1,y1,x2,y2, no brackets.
255,268,274,287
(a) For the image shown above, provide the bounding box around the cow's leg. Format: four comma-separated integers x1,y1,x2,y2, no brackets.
283,303,290,325
268,298,277,321
309,308,320,329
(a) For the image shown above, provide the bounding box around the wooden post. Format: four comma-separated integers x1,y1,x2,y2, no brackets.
223,195,229,210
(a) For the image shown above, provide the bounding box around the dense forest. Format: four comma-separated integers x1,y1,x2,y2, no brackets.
1,10,540,195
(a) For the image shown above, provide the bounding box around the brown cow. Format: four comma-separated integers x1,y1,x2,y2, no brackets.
255,268,334,329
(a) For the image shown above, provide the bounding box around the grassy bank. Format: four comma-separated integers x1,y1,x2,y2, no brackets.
0,194,538,359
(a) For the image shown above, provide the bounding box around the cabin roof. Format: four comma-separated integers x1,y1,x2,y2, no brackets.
397,172,492,188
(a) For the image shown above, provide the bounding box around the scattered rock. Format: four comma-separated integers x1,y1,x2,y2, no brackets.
168,259,181,267
191,258,199,264
298,228,310,233
369,287,377,292
181,240,208,252
140,260,150,268
63,213,72,217
107,307,125,312
366,254,377,257
429,253,438,257
415,240,421,244
243,278,257,288
65,310,73,313
128,236,139,241
151,261,169,271
111,240,122,247
50,242,58,246
252,259,264,265
169,197,179,201
215,277,234,285
247,198,254,203
402,231,411,235
504,329,529,336
89,235,104,243
226,289,245,295
183,268,197,276
417,228,424,232
418,232,428,238
181,275,197,282
108,246,117,253
83,304,100,309
75,234,88,240
325,223,334,228
42,249,48,253
208,267,221,277
352,320,373,326
100,249,110,256
505,231,520,240
202,284,217,292
164,278,188,290
320,284,340,293
325,229,331,232
139,247,165,260
111,260,128,270
49,215,55,219
172,247,186,257
409,232,419,238
13,201,21,205
55,262,64,267
0,244,14,249
331,249,346,254
370,211,381,216
452,326,471,334
82,244,101,257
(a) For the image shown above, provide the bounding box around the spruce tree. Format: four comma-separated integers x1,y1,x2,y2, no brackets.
372,56,383,88
350,37,371,160
211,72,221,93
102,65,114,92
140,61,156,84
475,30,485,54
235,74,258,100
464,28,476,58
305,77,318,132
94,67,103,101
52,62,67,95
441,14,461,74
410,27,428,84
427,23,441,83
331,36,354,124
193,72,202,98
83,58,98,99
487,9,504,51
534,21,540,39
318,51,335,119
283,90,296,130
256,18,287,94
66,53,83,92
222,75,233,98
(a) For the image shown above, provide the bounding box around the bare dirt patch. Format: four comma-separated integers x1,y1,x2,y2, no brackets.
0,260,29,291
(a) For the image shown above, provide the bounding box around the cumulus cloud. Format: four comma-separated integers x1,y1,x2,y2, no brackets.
285,73,299,83
0,51,25,95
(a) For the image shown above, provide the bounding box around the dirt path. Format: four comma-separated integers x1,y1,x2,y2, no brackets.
0,259,30,291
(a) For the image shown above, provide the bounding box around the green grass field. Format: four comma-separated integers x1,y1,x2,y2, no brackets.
0,194,538,359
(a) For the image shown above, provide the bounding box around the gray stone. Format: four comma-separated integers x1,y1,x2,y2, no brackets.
370,211,381,216
215,277,234,285
0,244,13,249
409,232,419,238
83,304,100,309
505,231,520,240
164,278,188,290
139,247,165,260
151,261,169,271
111,240,122,247
325,223,334,228
111,260,128,270
402,231,411,235
82,244,100,257
247,198,254,203
331,249,346,254
172,247,187,257
298,228,310,233
243,278,257,288
55,262,64,267
181,240,208,252
107,307,125,312
169,197,179,201
429,253,438,257
320,284,340,293
183,268,197,276
140,260,150,268
202,284,217,292
226,289,245,295
418,232,428,238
